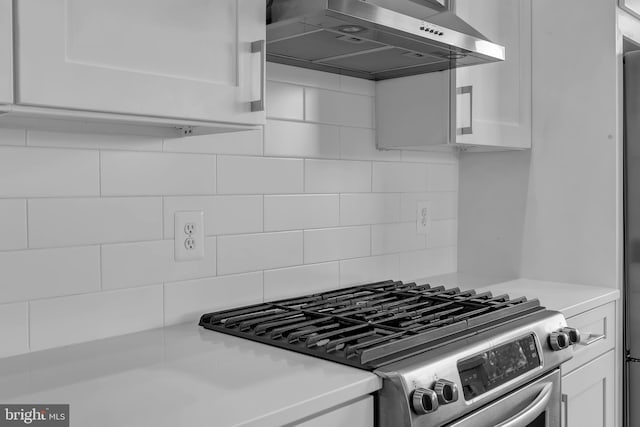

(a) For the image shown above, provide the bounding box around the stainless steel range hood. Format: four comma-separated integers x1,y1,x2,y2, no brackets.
266,0,505,81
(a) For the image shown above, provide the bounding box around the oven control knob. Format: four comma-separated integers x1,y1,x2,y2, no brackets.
549,331,571,351
560,327,581,345
434,379,459,404
412,388,439,414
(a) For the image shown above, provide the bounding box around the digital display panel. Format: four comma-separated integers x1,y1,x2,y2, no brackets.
457,335,540,400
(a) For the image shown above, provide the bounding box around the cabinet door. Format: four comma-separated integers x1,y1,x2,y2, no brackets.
0,0,12,103
454,0,531,149
15,0,265,125
561,350,615,427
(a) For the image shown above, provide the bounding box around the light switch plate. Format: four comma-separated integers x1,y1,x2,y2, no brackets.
174,211,204,262
416,201,431,235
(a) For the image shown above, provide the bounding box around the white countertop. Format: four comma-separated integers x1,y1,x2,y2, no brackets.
475,278,620,318
424,274,620,317
0,322,381,427
0,277,619,427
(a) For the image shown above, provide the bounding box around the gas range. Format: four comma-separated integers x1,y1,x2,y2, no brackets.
199,280,578,426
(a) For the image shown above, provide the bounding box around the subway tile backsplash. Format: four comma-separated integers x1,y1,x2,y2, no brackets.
0,63,458,358
0,246,100,304
28,197,163,248
0,199,27,251
100,151,216,196
0,147,99,197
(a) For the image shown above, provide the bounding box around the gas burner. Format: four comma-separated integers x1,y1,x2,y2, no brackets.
200,280,544,369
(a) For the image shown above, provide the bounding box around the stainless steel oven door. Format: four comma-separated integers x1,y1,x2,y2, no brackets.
446,369,561,427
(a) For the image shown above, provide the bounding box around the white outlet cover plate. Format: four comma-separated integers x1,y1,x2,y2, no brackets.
174,211,205,262
416,201,431,235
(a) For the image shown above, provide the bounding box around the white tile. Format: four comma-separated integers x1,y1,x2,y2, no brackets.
265,120,340,159
217,156,303,195
340,255,400,286
401,150,458,164
372,222,426,255
305,88,374,128
339,75,375,96
29,197,162,248
427,219,458,248
305,159,371,193
304,226,370,264
430,192,458,219
101,238,217,290
0,246,100,304
266,62,340,90
0,128,26,146
164,272,263,325
0,147,99,197
0,303,29,358
264,263,339,301
0,200,27,251
399,247,457,281
340,193,402,226
339,127,400,162
163,196,263,238
27,130,163,151
266,81,304,120
428,164,459,191
400,192,458,222
217,231,303,275
264,195,339,232
372,162,429,193
101,151,216,196
30,285,163,351
163,129,263,156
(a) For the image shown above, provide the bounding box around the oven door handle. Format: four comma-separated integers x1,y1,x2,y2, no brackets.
494,383,553,427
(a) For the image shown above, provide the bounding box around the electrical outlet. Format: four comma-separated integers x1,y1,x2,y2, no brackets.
416,201,431,235
184,223,196,235
175,211,204,262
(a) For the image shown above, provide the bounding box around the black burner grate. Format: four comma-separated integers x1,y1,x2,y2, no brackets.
199,280,544,370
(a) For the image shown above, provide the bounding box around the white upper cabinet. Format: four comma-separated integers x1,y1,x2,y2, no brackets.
376,0,531,151
454,0,531,149
13,0,265,127
0,0,12,103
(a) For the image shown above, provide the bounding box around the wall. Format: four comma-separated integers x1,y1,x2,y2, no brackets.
458,0,619,289
458,150,530,282
520,0,618,288
0,63,459,358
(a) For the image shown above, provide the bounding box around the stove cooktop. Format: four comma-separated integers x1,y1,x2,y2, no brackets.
199,280,545,370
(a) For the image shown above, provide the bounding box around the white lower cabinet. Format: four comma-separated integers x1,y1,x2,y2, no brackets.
290,396,373,427
560,301,617,427
561,350,615,427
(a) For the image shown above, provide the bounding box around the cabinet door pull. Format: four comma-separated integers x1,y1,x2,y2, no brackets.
251,40,266,112
561,394,568,427
579,333,605,346
457,85,473,135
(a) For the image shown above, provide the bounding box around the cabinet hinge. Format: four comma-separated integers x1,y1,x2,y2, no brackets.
626,350,640,363
177,126,195,136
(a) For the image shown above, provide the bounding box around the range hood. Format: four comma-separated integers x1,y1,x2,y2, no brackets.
266,0,505,80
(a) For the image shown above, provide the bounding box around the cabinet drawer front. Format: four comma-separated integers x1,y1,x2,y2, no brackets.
562,302,615,374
